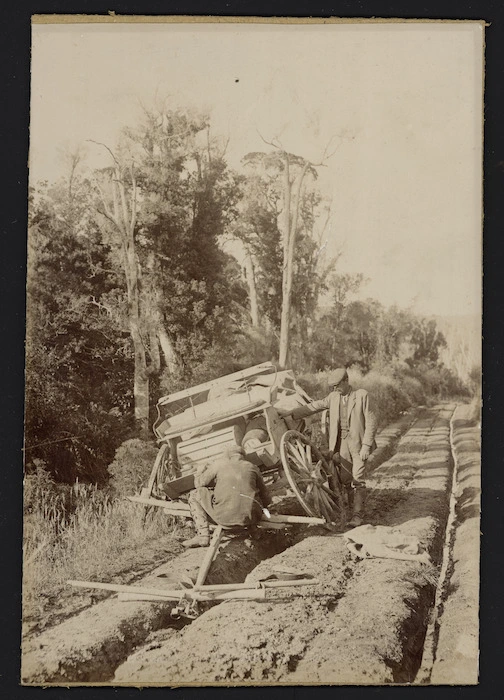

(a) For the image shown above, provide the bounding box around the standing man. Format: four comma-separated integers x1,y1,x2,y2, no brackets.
286,368,377,527
183,444,271,548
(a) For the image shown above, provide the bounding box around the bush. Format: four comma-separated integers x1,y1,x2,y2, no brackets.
296,371,330,400
23,460,58,516
107,438,159,497
406,362,470,399
297,367,417,430
296,361,470,431
396,374,427,406
23,479,179,621
349,368,412,428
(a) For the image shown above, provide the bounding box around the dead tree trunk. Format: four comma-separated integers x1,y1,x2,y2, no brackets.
278,158,310,368
96,160,150,437
243,249,260,327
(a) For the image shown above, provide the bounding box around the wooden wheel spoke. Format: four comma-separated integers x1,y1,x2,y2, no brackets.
280,430,346,523
286,456,308,477
293,478,314,486
289,441,308,466
321,483,340,501
319,490,338,521
286,442,305,466
315,487,332,521
323,489,339,507
306,493,319,512
312,486,322,515
319,488,336,511
321,485,344,514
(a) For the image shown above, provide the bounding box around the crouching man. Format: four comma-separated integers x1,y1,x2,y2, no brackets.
183,444,271,548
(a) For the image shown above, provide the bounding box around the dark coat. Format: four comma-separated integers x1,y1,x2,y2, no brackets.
194,451,270,527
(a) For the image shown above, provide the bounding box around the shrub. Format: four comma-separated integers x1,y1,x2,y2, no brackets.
397,374,427,406
350,368,411,428
107,438,159,497
296,371,330,400
297,367,419,430
23,481,180,622
23,460,58,516
405,362,470,399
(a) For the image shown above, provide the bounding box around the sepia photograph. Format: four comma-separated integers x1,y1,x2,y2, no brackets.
22,15,483,686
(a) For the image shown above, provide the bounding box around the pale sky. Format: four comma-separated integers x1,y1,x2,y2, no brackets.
30,20,483,318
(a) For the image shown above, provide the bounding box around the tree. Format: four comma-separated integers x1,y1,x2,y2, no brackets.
25,171,133,483
92,107,248,406
407,318,447,367
240,143,344,366
242,149,321,367
92,148,153,435
288,194,339,365
26,108,251,481
307,272,367,370
227,171,282,330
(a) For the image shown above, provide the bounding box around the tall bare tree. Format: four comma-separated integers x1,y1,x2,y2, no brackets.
243,138,345,367
92,148,152,435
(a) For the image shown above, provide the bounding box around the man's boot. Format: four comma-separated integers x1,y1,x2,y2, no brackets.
182,525,210,548
344,485,354,511
347,486,367,528
183,492,211,548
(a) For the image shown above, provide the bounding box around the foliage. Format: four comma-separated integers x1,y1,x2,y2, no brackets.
118,108,249,386
107,438,159,496
25,178,134,483
234,156,335,362
23,477,180,624
25,108,252,481
25,104,470,490
404,362,470,399
297,360,468,435
406,318,447,367
297,367,420,430
307,273,452,379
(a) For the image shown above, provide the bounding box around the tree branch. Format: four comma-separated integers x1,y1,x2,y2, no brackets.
87,139,120,168
256,129,283,150
94,179,117,225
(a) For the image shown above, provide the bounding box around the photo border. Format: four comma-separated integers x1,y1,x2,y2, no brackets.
2,2,502,697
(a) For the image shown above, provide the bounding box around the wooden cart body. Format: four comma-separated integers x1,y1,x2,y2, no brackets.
137,362,345,524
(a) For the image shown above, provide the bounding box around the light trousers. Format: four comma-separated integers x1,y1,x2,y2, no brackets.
336,436,366,488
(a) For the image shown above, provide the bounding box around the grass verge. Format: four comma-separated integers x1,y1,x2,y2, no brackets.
22,470,183,634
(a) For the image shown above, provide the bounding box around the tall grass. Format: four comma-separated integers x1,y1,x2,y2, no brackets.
23,466,180,616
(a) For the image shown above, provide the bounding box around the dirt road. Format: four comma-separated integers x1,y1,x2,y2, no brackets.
22,403,480,686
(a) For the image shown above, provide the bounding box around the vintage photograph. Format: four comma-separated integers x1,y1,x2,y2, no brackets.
22,16,482,686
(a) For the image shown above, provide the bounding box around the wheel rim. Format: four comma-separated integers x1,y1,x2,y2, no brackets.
154,443,180,494
280,430,346,523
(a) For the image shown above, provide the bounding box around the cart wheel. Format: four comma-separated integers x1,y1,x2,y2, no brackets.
153,443,180,494
279,430,346,525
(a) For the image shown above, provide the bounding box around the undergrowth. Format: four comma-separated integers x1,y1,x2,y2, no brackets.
23,465,180,617
297,366,451,429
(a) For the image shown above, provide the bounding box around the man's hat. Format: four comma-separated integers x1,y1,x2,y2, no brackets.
327,368,348,387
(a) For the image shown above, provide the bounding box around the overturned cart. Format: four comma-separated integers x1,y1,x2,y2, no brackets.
70,363,344,617
131,362,346,524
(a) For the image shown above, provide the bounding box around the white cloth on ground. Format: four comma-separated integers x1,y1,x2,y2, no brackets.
344,524,431,564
